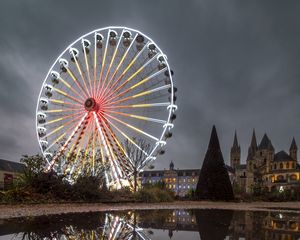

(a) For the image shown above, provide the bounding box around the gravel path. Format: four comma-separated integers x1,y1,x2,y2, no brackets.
1,201,300,219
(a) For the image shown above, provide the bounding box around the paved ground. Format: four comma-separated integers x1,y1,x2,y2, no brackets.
1,201,300,219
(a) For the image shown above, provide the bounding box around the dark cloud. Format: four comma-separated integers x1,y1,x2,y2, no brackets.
0,0,299,169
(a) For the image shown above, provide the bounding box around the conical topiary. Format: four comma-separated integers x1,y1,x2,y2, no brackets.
195,125,234,200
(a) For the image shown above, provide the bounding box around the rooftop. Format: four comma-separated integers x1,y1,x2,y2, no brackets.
0,159,25,173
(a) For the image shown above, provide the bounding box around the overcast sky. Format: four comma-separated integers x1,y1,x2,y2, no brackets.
0,0,299,170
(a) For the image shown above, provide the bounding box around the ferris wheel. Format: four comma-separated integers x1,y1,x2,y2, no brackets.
36,26,177,187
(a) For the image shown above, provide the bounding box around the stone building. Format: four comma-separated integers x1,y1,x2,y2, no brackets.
139,161,234,197
139,161,200,197
230,130,300,193
0,159,24,190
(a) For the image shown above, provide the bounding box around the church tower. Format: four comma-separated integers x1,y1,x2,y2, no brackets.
247,129,257,161
230,131,241,169
290,138,298,161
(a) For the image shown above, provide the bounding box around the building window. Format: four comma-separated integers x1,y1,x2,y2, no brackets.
274,164,277,170
280,163,283,169
290,174,297,181
277,175,284,181
286,162,289,169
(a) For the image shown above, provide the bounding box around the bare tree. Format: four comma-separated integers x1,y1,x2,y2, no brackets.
124,138,152,192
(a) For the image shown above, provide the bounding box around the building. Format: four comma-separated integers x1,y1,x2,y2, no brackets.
139,161,234,197
139,162,200,197
230,130,300,193
0,159,25,190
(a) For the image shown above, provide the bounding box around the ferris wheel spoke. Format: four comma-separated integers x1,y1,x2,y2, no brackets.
100,33,138,101
106,110,166,124
94,112,120,182
101,124,130,179
96,113,132,182
70,50,92,97
101,116,150,158
59,76,85,102
98,30,124,99
105,68,165,104
105,84,170,107
96,31,110,98
43,107,83,114
98,113,134,171
101,41,149,100
82,44,93,96
66,117,91,159
95,128,112,186
48,99,82,108
47,113,89,170
66,67,89,99
52,87,83,105
42,117,86,155
104,112,158,142
103,102,170,109
103,46,155,100
42,111,83,127
93,33,100,98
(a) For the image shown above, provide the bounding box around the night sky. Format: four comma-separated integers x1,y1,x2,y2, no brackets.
0,0,299,170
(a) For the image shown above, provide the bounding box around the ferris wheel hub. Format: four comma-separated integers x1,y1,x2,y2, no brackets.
84,97,97,111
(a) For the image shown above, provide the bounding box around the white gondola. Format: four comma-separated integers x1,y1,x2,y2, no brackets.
37,112,46,124
59,58,69,72
44,84,53,98
148,43,157,58
164,131,173,139
40,140,48,151
82,39,91,53
95,32,104,48
122,30,132,47
136,34,145,51
40,98,48,110
50,71,60,84
109,30,118,46
69,48,79,62
38,126,46,138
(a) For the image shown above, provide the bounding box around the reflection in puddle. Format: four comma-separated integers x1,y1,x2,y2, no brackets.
0,209,300,239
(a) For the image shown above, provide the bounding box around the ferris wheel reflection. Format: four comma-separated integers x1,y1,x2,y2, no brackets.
12,212,152,240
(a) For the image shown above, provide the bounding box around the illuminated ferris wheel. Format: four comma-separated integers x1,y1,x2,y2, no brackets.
36,26,177,187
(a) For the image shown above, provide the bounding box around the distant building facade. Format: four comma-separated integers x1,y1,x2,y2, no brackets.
0,159,24,190
230,130,300,193
139,161,234,197
139,162,200,197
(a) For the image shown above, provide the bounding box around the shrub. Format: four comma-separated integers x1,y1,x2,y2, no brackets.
135,186,174,203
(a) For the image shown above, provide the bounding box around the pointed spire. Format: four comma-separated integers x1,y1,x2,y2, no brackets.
208,125,220,150
247,129,257,160
250,129,257,149
231,131,240,153
169,161,174,170
290,137,298,150
233,131,239,148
